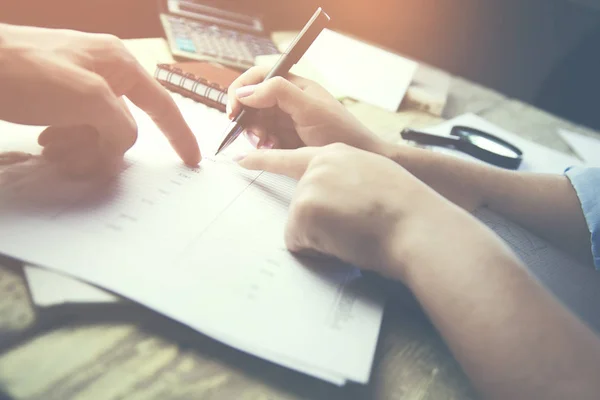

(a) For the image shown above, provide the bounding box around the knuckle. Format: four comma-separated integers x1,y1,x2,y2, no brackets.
305,153,348,185
246,65,267,76
234,66,268,89
98,34,136,66
245,65,270,80
81,76,112,102
310,144,356,169
324,142,351,153
307,166,331,187
309,152,336,171
99,33,123,48
266,76,289,92
312,81,327,92
120,52,139,70
291,192,317,222
292,188,328,223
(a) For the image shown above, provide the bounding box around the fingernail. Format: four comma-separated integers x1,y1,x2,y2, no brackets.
244,130,260,147
236,85,256,98
226,102,232,118
260,139,274,150
232,153,248,162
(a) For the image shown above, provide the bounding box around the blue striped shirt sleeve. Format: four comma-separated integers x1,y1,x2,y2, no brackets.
565,167,600,270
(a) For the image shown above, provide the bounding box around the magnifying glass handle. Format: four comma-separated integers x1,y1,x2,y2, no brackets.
400,129,460,147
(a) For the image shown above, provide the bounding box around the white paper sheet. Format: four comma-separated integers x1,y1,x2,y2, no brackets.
417,113,583,174
21,266,346,385
256,29,417,112
0,96,384,384
24,265,119,306
558,129,600,167
24,112,584,312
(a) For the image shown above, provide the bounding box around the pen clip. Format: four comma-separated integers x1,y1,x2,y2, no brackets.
280,7,330,65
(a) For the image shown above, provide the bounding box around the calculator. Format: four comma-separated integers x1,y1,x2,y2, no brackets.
158,0,281,70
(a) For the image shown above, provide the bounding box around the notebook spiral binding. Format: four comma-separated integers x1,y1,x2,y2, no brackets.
155,64,228,112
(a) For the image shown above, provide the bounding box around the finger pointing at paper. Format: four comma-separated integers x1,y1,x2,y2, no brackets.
237,143,464,281
0,24,201,177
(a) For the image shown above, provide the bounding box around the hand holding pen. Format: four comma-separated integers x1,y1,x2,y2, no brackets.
215,7,330,155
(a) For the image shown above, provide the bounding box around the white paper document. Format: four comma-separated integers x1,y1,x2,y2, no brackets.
256,29,417,112
24,265,119,306
0,95,384,385
558,129,600,167
417,113,583,174
22,112,585,312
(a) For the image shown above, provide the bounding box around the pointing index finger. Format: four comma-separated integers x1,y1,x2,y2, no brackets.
126,63,201,166
238,147,318,180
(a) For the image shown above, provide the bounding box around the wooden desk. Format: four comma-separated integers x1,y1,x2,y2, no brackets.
1,38,599,400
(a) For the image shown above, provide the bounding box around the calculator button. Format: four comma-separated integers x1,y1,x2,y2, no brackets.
176,38,197,53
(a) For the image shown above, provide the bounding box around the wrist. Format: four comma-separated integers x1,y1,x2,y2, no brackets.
382,195,463,282
383,143,498,212
377,140,403,160
355,127,392,158
389,202,509,288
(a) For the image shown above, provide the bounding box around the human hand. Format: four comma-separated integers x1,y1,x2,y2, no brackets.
0,24,200,177
226,66,388,154
237,143,474,281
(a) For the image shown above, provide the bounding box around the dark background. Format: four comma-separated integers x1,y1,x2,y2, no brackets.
1,0,600,130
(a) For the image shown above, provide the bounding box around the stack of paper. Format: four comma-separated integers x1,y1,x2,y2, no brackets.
13,107,600,380
24,266,119,306
0,94,384,385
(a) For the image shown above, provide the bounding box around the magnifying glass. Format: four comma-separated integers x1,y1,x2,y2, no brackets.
400,125,523,170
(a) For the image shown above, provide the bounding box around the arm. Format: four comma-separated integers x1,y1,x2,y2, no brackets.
396,203,600,400
225,66,592,265
240,145,600,399
383,144,592,266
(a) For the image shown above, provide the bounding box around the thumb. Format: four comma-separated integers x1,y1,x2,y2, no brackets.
235,77,307,118
237,147,319,180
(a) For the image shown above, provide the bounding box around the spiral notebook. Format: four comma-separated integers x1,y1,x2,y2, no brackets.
154,61,241,112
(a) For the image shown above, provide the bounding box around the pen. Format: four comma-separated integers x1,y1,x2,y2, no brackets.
215,7,330,155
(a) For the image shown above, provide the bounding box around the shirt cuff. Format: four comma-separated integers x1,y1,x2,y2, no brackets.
565,166,600,270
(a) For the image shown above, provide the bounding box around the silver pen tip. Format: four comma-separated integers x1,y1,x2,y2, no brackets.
215,120,242,156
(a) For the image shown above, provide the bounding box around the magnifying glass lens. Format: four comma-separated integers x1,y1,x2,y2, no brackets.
454,128,519,158
401,126,523,169
465,135,519,157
